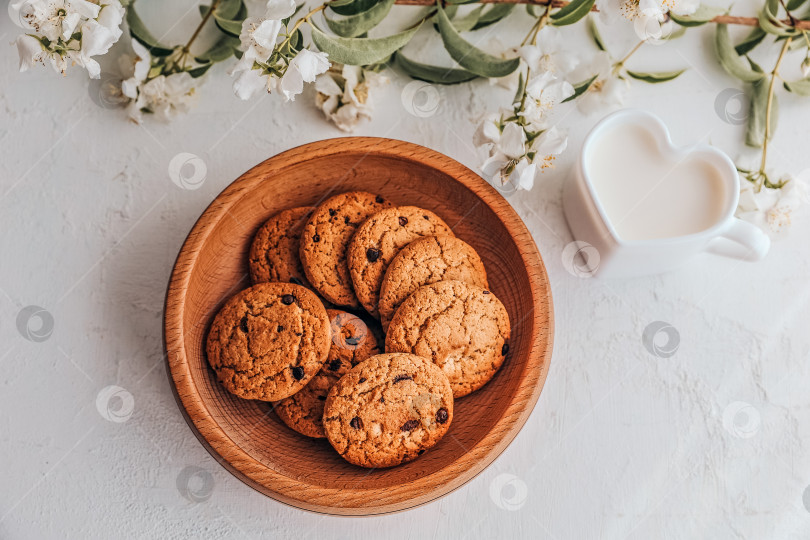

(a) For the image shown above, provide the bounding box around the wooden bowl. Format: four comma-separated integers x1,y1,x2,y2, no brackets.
164,137,554,515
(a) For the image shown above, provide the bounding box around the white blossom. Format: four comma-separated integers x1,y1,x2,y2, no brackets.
518,29,579,77
127,72,196,123
737,174,810,236
11,0,124,78
520,71,574,130
280,48,330,101
315,65,387,131
573,52,627,115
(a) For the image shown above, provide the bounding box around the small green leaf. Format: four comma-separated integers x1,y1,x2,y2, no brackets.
214,15,243,37
435,5,519,78
472,4,515,30
310,21,421,65
513,71,526,104
587,16,605,51
551,0,596,26
734,27,767,55
329,0,379,16
746,78,778,147
188,63,214,78
195,34,240,63
784,77,810,95
126,5,174,56
562,74,598,102
325,0,395,38
396,53,479,84
670,4,726,26
663,25,687,40
715,25,767,82
626,69,686,83
786,0,806,9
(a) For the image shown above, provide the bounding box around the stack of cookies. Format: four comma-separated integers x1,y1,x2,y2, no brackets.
206,191,511,469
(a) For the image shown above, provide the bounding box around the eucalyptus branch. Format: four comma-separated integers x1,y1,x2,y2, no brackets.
757,36,793,190
184,0,222,53
394,0,810,29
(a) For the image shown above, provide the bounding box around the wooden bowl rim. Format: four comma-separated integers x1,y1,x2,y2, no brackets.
163,137,554,515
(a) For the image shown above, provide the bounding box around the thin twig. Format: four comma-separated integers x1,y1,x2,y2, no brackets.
758,36,792,189
184,0,222,53
393,0,810,29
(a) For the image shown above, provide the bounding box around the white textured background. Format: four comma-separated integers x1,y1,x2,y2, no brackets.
1,1,810,538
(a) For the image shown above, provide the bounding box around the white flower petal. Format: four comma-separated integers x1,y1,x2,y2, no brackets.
252,19,283,51
264,0,297,20
234,68,269,100
315,73,342,96
16,34,44,73
473,118,501,147
290,49,331,83
499,122,527,159
280,65,304,101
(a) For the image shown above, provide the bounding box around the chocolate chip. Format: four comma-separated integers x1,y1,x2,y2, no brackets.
345,336,360,346
281,294,295,305
401,419,420,431
328,208,336,217
375,195,384,203
291,366,304,380
290,276,302,285
418,449,425,455
482,290,490,294
436,408,449,424
317,395,326,401
398,216,408,226
350,416,363,429
502,343,509,355
239,315,249,332
358,377,367,383
277,325,284,332
312,234,320,242
366,248,381,262
392,374,412,384
295,332,302,336
328,359,341,371
380,396,385,403
343,216,350,225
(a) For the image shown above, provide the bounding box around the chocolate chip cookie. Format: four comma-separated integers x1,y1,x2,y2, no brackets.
273,309,382,438
378,235,488,330
206,282,330,401
323,353,453,468
385,280,510,398
299,192,392,308
248,206,314,287
346,206,453,317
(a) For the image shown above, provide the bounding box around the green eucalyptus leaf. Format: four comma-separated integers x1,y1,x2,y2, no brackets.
216,0,242,20
310,21,421,65
527,4,538,16
587,16,606,51
664,25,687,40
199,4,210,17
126,5,174,56
670,4,726,26
551,0,596,26
396,53,479,84
329,0,379,16
715,24,767,82
436,5,519,78
325,0,395,38
472,4,515,30
734,27,767,55
626,69,686,83
513,71,526,104
759,0,797,36
786,0,806,9
562,74,598,102
784,77,810,95
746,78,778,147
214,15,243,37
195,34,239,63
451,4,485,32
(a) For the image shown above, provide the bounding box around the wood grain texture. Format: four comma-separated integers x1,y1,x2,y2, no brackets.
163,137,554,515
